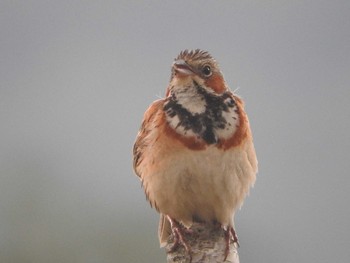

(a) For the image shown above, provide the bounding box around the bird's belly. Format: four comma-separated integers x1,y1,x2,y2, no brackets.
146,142,256,227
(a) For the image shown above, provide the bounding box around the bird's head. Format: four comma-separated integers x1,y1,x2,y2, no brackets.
167,49,228,96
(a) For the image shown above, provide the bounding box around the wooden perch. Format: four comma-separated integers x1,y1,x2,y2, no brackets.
165,222,240,263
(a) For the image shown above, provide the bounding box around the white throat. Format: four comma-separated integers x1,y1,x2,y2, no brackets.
173,85,207,115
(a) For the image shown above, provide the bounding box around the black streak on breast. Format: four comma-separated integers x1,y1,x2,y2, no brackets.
164,81,236,144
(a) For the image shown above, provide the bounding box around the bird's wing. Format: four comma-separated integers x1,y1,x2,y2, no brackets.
133,99,164,178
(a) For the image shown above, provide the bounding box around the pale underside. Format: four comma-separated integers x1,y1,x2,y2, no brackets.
139,121,257,246
141,133,257,226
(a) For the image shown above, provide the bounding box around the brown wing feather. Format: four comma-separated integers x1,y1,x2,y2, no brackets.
133,99,165,177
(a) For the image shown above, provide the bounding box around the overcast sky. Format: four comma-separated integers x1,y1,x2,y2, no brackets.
1,1,350,262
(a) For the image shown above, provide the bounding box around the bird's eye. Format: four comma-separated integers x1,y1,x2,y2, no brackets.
201,65,212,77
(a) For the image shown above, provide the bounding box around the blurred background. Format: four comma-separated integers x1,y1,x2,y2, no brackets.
1,1,349,262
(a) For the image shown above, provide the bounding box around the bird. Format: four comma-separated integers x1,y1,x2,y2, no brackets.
133,49,258,260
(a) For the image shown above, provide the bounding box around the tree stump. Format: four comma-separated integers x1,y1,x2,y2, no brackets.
165,222,239,263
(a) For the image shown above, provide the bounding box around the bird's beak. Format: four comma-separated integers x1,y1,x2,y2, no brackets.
173,59,194,76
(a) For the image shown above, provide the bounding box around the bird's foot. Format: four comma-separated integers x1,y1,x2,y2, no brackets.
167,215,192,262
224,226,239,261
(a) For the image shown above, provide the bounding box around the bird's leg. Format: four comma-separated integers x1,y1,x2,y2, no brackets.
166,215,192,261
224,226,239,261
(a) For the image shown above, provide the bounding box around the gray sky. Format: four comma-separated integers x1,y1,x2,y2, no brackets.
1,1,350,262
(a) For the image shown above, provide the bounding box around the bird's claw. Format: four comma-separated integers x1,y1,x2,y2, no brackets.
167,216,192,262
224,227,239,261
